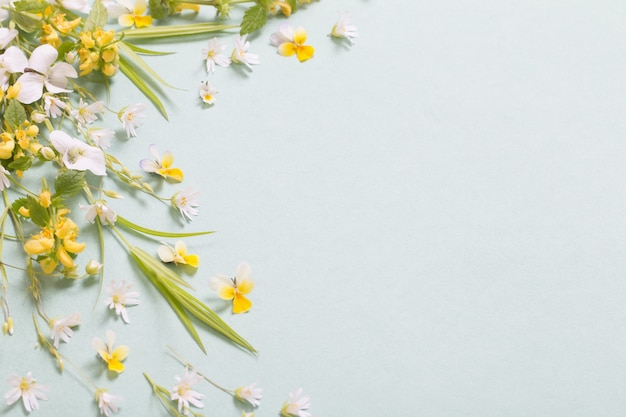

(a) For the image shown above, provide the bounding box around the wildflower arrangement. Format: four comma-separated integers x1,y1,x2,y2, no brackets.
0,0,357,415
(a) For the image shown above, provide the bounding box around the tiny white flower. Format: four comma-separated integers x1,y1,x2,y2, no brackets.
43,94,66,119
231,34,260,69
198,81,217,104
171,368,205,416
71,98,105,126
50,130,106,176
14,44,78,104
0,166,10,191
0,28,18,49
104,279,139,324
95,389,121,416
202,37,230,73
88,128,115,150
4,372,49,413
330,12,358,45
49,312,81,348
119,103,146,138
172,187,200,221
280,388,311,417
80,202,117,225
235,382,262,407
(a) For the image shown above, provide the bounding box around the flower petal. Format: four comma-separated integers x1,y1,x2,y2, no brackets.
237,278,254,295
278,42,297,57
296,45,315,62
28,44,57,74
157,244,176,263
233,293,252,314
15,72,44,104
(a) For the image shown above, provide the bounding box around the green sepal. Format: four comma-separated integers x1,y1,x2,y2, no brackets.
240,5,267,35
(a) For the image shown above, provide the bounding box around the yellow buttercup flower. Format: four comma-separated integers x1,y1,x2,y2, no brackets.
92,330,129,373
209,262,254,314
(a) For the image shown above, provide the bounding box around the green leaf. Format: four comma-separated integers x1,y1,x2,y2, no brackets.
83,0,108,32
4,100,26,128
117,215,214,238
118,54,169,120
13,0,48,13
54,170,86,198
286,0,297,11
26,195,50,228
11,197,29,216
240,5,267,35
11,10,41,32
121,42,174,56
149,0,167,19
119,22,238,39
8,156,32,171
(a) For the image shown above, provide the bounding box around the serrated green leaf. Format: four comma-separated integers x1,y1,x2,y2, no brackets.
149,0,167,19
8,156,32,171
4,100,26,128
11,197,29,216
54,170,86,198
13,0,48,13
83,0,108,32
240,5,267,35
26,195,50,228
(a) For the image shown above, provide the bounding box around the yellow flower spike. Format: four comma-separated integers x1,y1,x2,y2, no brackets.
0,133,15,159
93,330,129,373
39,191,51,208
56,245,75,269
40,24,61,47
80,31,95,49
209,262,255,314
24,228,55,255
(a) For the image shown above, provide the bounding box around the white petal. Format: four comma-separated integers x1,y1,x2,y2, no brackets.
208,275,233,291
28,44,57,74
235,262,251,281
15,72,44,104
157,245,176,263
3,46,28,73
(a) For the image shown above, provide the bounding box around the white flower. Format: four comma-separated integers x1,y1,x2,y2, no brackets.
202,37,230,73
0,28,18,49
14,44,78,104
330,12,358,45
172,187,199,221
104,279,139,324
231,34,260,69
43,94,66,119
80,202,117,225
235,383,262,407
270,22,294,47
89,128,115,150
119,103,146,138
198,81,217,104
0,46,28,91
50,130,106,176
171,368,204,416
0,166,10,191
71,98,105,126
4,372,49,413
95,389,121,416
49,312,81,348
280,388,311,417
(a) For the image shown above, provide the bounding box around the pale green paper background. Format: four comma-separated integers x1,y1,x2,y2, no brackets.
2,1,626,416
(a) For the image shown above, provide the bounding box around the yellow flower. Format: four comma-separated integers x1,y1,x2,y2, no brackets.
272,25,315,62
269,1,291,16
92,330,129,373
39,258,58,274
157,241,199,268
24,228,55,256
51,14,81,34
209,262,254,314
39,191,51,208
117,0,153,28
40,24,61,47
79,31,95,49
0,133,15,159
139,145,184,182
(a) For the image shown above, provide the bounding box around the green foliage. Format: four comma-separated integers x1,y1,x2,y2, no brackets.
4,100,26,129
25,195,50,228
149,0,167,19
240,5,267,35
8,156,32,171
83,0,108,32
54,171,86,198
286,0,298,11
13,0,48,13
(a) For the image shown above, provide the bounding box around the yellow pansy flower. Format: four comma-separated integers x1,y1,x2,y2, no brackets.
139,144,184,182
116,0,153,28
92,330,129,373
157,241,199,268
209,262,254,314
270,24,315,62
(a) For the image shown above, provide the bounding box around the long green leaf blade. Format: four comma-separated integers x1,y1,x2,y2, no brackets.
117,216,214,238
118,56,168,120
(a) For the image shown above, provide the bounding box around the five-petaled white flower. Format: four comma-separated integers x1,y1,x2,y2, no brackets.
231,35,260,69
88,128,115,150
172,187,200,221
280,388,311,417
49,312,81,348
202,38,230,73
0,27,18,49
330,12,358,45
43,94,66,119
71,98,105,126
50,130,106,176
4,372,49,413
235,382,263,407
9,44,78,104
119,103,146,138
0,166,10,191
95,389,121,416
171,368,205,416
198,81,217,105
80,202,117,225
104,279,139,324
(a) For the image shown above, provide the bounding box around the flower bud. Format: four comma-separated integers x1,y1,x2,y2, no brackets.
40,146,56,160
31,111,46,124
103,190,124,199
86,260,103,275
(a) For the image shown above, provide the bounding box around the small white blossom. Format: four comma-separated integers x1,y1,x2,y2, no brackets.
198,81,217,104
280,388,311,417
4,372,49,413
95,389,121,416
50,130,106,176
231,35,260,69
104,279,139,324
172,187,200,221
43,94,66,119
171,368,204,416
235,382,262,407
0,166,10,191
119,103,146,138
89,128,115,150
71,98,105,126
202,37,230,73
80,202,117,225
330,12,358,45
50,312,81,348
